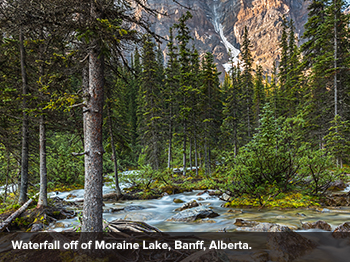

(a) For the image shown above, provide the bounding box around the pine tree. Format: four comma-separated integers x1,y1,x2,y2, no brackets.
253,65,265,127
164,27,180,169
174,11,193,175
240,26,254,141
201,52,221,174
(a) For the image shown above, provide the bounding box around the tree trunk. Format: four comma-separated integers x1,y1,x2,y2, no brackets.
107,103,122,199
189,137,192,172
4,149,10,203
82,1,105,232
194,136,198,176
37,114,47,208
19,28,29,205
167,118,172,169
183,122,187,176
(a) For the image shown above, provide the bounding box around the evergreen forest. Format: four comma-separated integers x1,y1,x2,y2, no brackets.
1,0,350,233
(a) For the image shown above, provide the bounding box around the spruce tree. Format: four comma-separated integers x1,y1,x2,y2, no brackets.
137,37,164,170
240,26,254,141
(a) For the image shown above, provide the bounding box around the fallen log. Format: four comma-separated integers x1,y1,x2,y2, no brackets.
0,198,33,232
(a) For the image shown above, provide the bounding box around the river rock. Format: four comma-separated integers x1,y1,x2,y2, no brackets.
175,200,200,211
166,206,219,222
197,197,204,201
219,193,231,202
234,219,259,227
267,231,317,262
324,193,350,206
196,190,208,196
301,220,332,231
66,194,77,200
328,180,347,191
31,223,44,232
296,212,306,217
332,222,350,238
173,198,184,204
208,190,222,196
237,223,292,232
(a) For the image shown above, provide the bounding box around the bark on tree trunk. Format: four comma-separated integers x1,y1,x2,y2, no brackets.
19,28,29,205
167,118,172,169
183,122,187,176
37,114,47,208
82,1,104,231
194,136,198,176
4,149,9,203
107,103,122,199
189,137,192,172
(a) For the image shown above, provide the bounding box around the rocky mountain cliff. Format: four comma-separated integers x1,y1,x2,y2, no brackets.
146,0,310,76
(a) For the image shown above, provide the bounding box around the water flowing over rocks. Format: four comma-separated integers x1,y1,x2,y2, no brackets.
166,206,219,222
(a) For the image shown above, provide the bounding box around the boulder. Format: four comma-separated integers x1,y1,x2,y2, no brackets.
175,200,200,211
267,231,317,262
208,190,222,196
301,220,332,231
166,206,219,222
324,193,350,206
237,223,293,232
332,222,350,238
30,223,44,232
173,198,184,204
234,219,259,227
219,193,231,202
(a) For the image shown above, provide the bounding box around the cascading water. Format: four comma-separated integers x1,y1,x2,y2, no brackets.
211,0,240,72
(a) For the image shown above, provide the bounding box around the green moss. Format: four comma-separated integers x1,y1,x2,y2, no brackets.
225,192,321,208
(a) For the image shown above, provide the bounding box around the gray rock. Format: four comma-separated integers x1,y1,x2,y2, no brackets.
301,220,332,231
31,223,44,232
166,206,219,222
237,223,292,232
175,200,200,211
219,193,231,201
234,219,259,227
332,222,350,238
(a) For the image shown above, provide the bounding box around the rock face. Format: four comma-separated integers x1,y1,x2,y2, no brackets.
146,0,309,77
166,206,219,222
